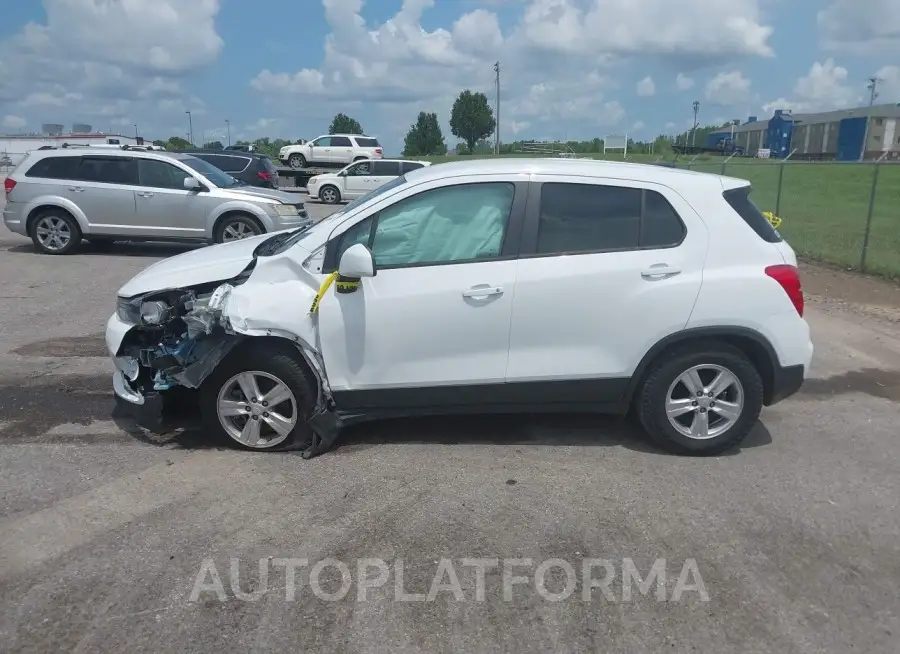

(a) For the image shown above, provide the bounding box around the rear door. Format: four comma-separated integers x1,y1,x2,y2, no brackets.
133,158,208,237
69,156,138,235
371,160,401,188
505,176,707,400
330,136,355,163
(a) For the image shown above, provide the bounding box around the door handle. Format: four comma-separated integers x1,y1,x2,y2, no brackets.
137,191,154,198
462,285,504,298
68,186,85,192
641,264,681,280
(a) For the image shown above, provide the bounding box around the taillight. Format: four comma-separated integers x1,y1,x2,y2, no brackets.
765,264,804,316
375,148,383,157
257,171,271,181
4,177,16,198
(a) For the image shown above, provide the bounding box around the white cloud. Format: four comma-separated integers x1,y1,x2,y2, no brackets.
763,59,863,114
251,0,775,145
876,65,900,102
636,76,655,97
0,0,223,132
705,71,752,106
676,73,694,91
2,114,27,129
818,0,900,54
631,120,645,132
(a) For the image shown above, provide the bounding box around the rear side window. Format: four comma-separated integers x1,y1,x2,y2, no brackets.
77,157,137,185
25,156,79,180
355,137,380,148
723,186,783,243
400,161,424,174
331,136,353,147
536,183,686,254
372,160,401,176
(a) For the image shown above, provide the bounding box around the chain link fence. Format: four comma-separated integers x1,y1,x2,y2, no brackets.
672,159,900,278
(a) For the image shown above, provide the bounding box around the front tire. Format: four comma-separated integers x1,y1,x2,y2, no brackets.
319,185,341,204
289,153,306,169
636,342,763,456
29,210,82,255
200,341,315,451
214,214,263,243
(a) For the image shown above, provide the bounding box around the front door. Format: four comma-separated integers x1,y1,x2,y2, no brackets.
505,177,707,400
310,137,333,164
341,160,373,198
317,179,525,411
133,159,209,238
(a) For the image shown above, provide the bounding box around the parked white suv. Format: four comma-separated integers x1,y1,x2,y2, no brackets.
106,158,812,458
278,134,383,169
307,158,431,204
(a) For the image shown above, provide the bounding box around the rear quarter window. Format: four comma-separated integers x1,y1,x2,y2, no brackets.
25,156,78,180
355,137,380,148
723,187,783,243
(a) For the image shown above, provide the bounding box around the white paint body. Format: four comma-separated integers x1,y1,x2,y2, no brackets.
106,158,813,403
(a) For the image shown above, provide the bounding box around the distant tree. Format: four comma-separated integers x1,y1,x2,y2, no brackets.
328,113,364,135
450,90,495,155
152,139,166,147
165,136,191,149
402,112,447,156
203,140,224,150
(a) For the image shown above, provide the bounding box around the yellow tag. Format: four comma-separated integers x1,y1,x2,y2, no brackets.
309,271,338,314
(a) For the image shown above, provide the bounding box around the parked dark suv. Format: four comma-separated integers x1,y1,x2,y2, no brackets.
174,150,279,189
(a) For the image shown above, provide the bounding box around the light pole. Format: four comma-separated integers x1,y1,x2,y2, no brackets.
225,119,231,146
185,110,194,146
133,124,139,139
860,76,880,161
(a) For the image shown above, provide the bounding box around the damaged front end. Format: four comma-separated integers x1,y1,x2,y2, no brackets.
111,265,340,458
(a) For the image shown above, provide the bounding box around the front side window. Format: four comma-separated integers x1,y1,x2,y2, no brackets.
312,137,332,147
178,155,238,188
536,183,685,254
137,159,190,190
346,161,370,176
334,182,515,269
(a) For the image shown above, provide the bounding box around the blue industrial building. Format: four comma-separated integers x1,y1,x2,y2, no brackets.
707,103,900,160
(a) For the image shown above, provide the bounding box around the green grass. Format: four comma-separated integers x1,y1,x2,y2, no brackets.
418,153,900,278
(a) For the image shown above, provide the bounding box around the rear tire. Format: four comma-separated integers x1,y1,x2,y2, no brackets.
200,341,315,451
29,209,82,255
636,342,763,456
214,214,263,244
289,153,306,169
319,185,341,204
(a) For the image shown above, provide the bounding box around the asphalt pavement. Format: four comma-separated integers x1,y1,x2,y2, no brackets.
1,190,899,653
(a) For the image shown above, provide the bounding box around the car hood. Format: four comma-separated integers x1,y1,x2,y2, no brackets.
226,186,303,204
118,233,274,297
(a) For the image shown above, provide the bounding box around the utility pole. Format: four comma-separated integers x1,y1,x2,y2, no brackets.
225,119,231,146
185,110,194,146
691,101,700,147
859,76,880,161
494,61,500,155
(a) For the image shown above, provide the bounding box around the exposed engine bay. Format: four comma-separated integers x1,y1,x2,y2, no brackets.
112,263,340,458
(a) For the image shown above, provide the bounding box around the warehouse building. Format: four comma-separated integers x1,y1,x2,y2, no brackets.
0,124,140,167
708,103,900,160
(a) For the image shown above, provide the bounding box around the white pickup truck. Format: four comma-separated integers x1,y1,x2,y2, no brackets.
278,134,383,169
306,159,430,204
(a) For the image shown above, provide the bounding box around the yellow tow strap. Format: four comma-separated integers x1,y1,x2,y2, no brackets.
309,271,339,314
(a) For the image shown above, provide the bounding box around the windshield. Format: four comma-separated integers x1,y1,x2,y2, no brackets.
179,155,241,188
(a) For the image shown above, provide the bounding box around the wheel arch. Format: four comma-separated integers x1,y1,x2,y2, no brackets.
25,201,88,235
211,208,268,239
625,327,779,407
318,183,341,201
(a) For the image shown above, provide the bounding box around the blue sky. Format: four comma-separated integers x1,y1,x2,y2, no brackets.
1,0,898,153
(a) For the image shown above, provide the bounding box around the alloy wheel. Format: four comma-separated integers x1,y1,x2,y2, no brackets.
221,221,259,241
664,364,744,440
35,216,72,252
216,371,298,448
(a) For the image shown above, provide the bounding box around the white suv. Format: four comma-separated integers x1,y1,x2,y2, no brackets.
106,158,812,458
278,134,383,169
307,158,431,204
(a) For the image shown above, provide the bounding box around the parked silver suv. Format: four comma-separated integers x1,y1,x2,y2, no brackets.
2,147,309,254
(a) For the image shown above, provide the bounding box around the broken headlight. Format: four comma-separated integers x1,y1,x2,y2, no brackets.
116,297,141,324
139,300,170,325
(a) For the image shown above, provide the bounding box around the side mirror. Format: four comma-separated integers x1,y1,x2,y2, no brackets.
338,243,375,279
183,176,204,191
